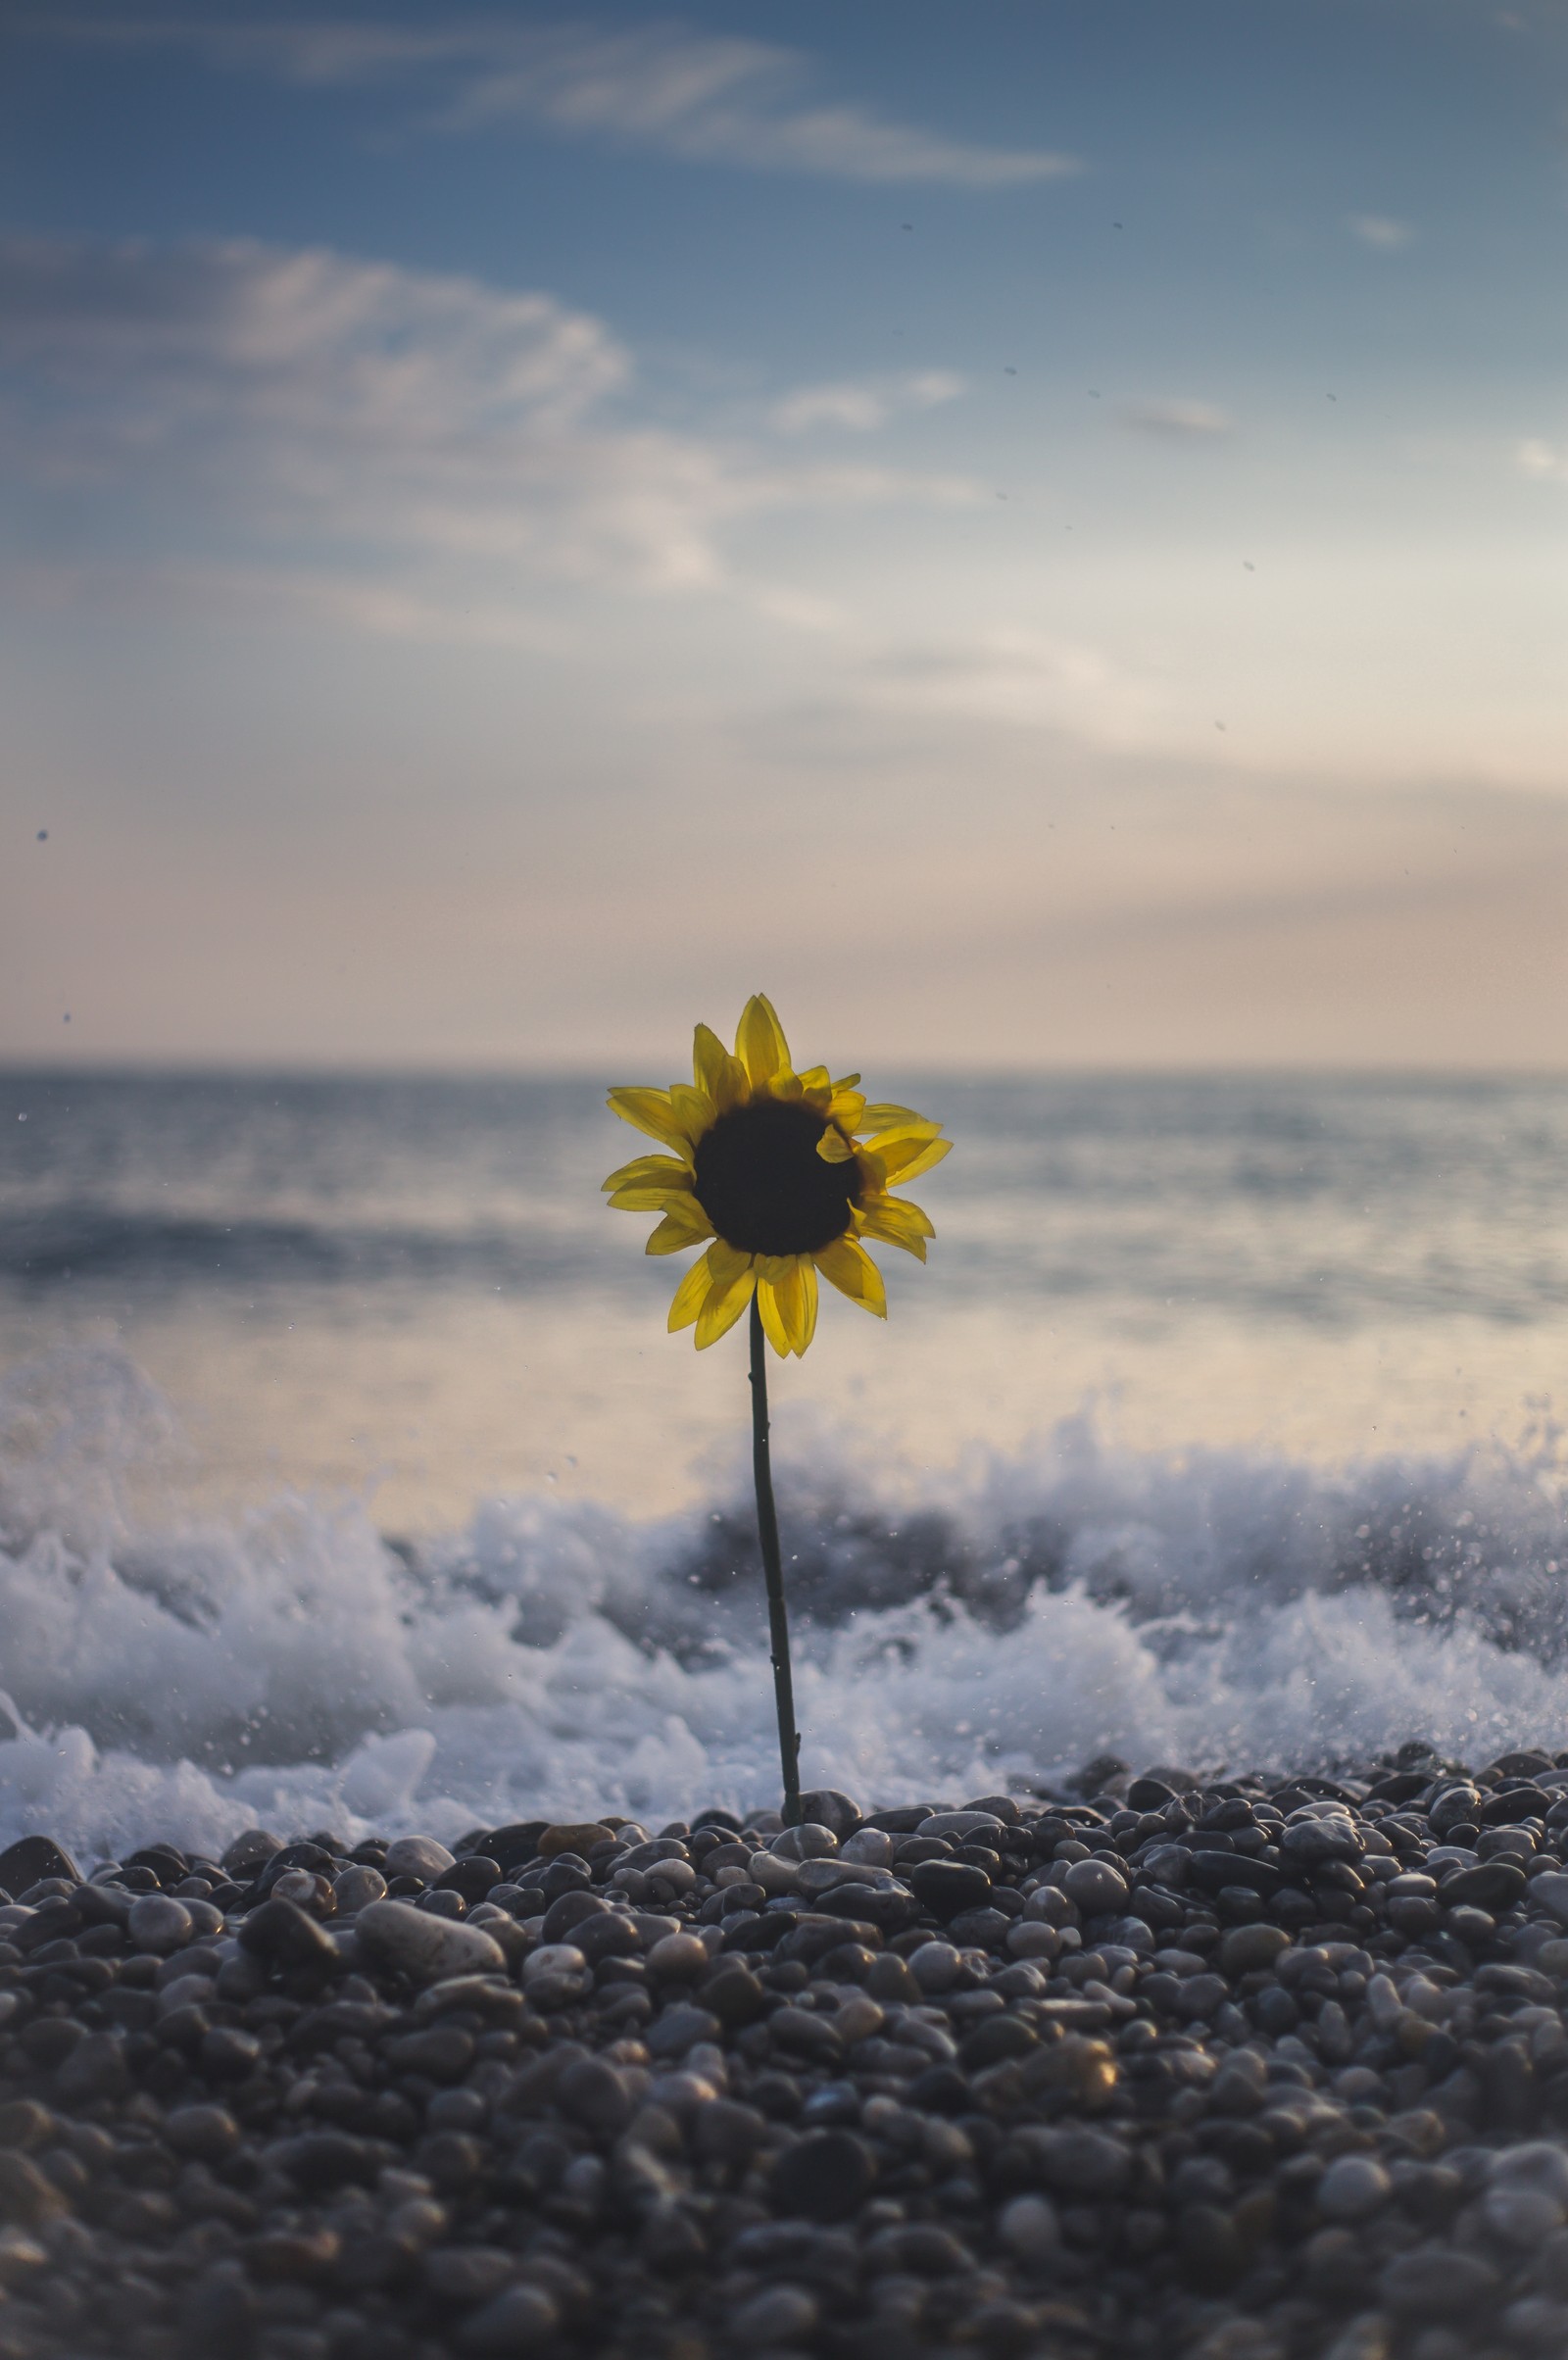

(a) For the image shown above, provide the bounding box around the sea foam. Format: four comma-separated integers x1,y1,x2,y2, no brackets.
0,1344,1565,1865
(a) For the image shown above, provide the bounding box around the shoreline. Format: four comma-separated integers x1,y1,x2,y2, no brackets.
3,1750,1568,2359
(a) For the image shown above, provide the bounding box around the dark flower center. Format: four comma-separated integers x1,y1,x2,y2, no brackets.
693,1100,860,1255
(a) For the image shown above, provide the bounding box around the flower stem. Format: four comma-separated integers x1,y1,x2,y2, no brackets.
749,1293,802,1826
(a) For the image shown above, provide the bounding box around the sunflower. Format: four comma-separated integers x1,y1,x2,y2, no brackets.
603,994,950,1356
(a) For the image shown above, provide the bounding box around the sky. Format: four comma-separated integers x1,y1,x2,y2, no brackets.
2,0,1566,1071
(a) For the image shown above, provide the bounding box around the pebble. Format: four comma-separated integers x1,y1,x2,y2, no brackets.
354,1895,506,1982
10,1750,1568,2356
380,1834,456,1883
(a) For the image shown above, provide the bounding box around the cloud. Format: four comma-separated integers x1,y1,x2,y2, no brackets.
769,370,965,435
1347,214,1413,251
1118,399,1234,439
1517,438,1568,484
0,235,981,625
38,16,1079,188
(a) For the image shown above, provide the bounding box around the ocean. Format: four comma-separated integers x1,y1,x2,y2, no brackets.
1,1067,1566,1862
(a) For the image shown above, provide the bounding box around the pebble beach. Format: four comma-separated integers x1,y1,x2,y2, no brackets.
6,1752,1568,2360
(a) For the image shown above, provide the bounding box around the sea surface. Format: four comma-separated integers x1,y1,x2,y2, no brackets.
1,1067,1566,1861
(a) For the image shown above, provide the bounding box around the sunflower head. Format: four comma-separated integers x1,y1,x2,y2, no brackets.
604,994,950,1356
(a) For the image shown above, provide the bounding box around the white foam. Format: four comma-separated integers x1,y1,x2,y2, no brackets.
0,1346,1566,1864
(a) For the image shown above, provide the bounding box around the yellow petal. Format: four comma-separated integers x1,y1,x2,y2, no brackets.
881,1136,953,1186
645,1202,713,1254
692,1024,750,1113
609,1182,691,1211
860,1103,929,1132
815,1127,854,1164
706,1239,754,1291
831,1073,861,1093
601,1153,692,1193
857,1197,933,1260
696,1266,756,1349
667,1083,716,1145
775,1254,818,1354
735,994,791,1088
667,1256,710,1332
828,1089,866,1130
607,1086,691,1152
756,1276,792,1358
813,1235,887,1317
864,1125,951,1184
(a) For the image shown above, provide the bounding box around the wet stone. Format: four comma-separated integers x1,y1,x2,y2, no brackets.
771,2130,876,2221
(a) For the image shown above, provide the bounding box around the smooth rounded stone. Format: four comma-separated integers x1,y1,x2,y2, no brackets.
999,2192,1060,2267
1061,1857,1129,1915
457,2284,560,2354
557,2056,633,2138
164,2103,241,2163
1440,1859,1527,1911
770,1824,839,1862
839,1828,895,1870
1018,2126,1132,2199
770,2130,876,2222
1482,2143,1568,2244
908,1860,992,1921
906,1941,963,1993
0,2155,69,2230
1529,1872,1568,1929
158,1971,219,2016
1320,2317,1394,2360
355,1896,506,1984
731,2284,819,2344
692,2098,765,2166
1378,2248,1501,2318
1501,2297,1568,2353
237,1895,341,1969
522,1940,588,1984
647,1933,710,1980
0,1837,78,1893
647,2003,721,2060
536,1822,613,1860
331,1864,388,1912
1281,1816,1362,1865
916,1811,1005,1842
864,2223,975,2279
797,1789,861,1840
1022,1885,1079,1928
422,2246,516,2305
221,1828,283,1876
382,1835,457,1883
540,1889,607,1944
1428,1785,1483,1835
1318,2155,1393,2222
1006,1920,1061,1962
1219,1921,1293,1976
125,1893,192,1954
270,1867,332,1912
54,2031,130,2104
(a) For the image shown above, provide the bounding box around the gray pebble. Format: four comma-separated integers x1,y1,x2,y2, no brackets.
1317,2155,1392,2222
125,1894,192,1954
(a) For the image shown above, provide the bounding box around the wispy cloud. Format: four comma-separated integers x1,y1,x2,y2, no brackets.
38,16,1080,188
0,236,981,628
1347,214,1413,251
1118,399,1234,440
769,370,965,435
